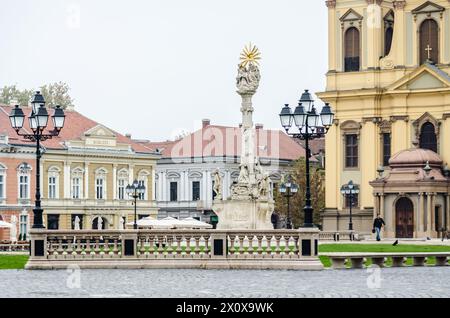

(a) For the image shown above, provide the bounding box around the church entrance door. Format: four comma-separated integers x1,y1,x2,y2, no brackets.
395,197,414,238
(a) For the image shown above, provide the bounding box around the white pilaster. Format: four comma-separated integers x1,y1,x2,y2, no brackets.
63,161,70,199
84,163,89,199
112,164,117,200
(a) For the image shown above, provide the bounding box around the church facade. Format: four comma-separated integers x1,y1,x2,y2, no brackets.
317,0,450,238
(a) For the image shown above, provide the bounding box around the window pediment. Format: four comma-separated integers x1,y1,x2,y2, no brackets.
340,120,361,132
387,64,450,92
412,1,445,15
340,9,363,22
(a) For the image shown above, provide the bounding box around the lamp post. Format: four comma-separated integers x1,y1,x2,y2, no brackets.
9,92,65,229
340,180,359,231
126,180,146,229
279,90,334,227
279,175,299,229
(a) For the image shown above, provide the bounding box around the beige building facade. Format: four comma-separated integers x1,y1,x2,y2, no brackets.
0,105,160,237
317,0,450,236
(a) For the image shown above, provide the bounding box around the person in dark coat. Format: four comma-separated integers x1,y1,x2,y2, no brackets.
373,215,385,241
271,211,280,229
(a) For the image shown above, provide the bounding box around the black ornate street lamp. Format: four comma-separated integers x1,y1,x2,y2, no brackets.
279,175,299,229
279,90,334,227
9,91,65,229
126,180,145,229
340,180,359,231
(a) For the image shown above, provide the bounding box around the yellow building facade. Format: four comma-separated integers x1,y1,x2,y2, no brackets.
317,0,450,236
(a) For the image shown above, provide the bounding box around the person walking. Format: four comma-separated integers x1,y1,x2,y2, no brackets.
373,215,385,241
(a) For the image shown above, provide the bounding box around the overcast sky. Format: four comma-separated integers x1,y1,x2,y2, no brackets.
0,0,327,141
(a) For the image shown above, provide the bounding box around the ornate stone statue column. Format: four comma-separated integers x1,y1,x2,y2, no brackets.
212,44,273,230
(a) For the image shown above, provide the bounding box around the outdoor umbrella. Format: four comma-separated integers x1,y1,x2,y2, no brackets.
0,220,12,228
179,217,213,229
126,216,173,229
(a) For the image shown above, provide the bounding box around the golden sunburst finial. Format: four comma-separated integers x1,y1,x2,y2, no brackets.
239,43,261,67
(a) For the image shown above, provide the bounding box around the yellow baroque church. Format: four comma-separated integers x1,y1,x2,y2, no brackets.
317,0,450,238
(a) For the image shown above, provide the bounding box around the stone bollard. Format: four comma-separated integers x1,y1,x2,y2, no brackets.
350,257,364,269
391,256,406,267
371,257,385,267
413,256,426,266
331,257,347,269
435,256,448,266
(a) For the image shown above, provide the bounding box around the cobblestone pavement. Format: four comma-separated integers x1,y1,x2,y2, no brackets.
1,267,450,298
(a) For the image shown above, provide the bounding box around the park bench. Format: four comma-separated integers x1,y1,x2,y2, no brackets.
321,252,450,269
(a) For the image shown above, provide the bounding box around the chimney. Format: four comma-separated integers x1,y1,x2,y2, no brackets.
202,119,210,128
255,123,264,130
125,133,132,139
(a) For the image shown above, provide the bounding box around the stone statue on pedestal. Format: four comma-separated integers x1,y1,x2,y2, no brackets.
74,216,81,230
212,44,274,230
212,169,223,201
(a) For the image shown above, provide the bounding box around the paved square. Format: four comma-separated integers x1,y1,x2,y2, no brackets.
1,267,449,298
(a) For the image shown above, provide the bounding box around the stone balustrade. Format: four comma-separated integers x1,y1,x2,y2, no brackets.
319,231,356,241
26,228,323,270
322,252,450,269
0,243,30,252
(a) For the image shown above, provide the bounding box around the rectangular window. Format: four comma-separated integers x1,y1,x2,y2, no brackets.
345,134,358,168
345,194,359,208
72,177,81,199
138,180,145,200
170,182,178,202
47,214,60,230
48,176,57,199
19,175,29,199
382,133,391,167
19,214,28,240
118,179,125,200
0,175,4,199
192,181,200,201
96,178,104,200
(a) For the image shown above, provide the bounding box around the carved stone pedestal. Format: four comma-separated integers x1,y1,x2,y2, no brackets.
212,198,274,230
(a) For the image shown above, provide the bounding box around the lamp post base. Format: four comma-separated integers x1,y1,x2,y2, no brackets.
32,208,45,229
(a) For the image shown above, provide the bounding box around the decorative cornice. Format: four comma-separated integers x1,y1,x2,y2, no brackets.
393,1,407,10
442,113,450,120
390,115,409,122
362,116,382,124
325,0,336,9
366,0,383,5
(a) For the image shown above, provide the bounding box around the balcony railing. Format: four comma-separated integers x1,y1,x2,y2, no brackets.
26,229,322,270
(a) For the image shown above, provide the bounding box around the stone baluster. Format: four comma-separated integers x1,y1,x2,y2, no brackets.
194,236,201,255
94,239,101,256
228,235,236,255
175,235,183,256
56,239,64,256
256,235,264,255
265,235,273,256
203,235,210,255
157,236,165,255
238,235,245,255
76,239,82,256
113,239,119,255
435,256,448,266
148,236,155,255
103,239,110,256
247,235,254,256
85,238,92,255
274,236,282,256
284,235,291,256
139,238,146,255
185,235,192,256
66,240,73,256
166,235,174,256
392,256,406,267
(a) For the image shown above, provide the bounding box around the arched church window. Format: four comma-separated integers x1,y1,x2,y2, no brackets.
419,122,437,153
344,27,360,72
384,27,393,56
420,19,439,64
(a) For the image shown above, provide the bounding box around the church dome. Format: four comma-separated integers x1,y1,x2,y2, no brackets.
389,148,443,168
